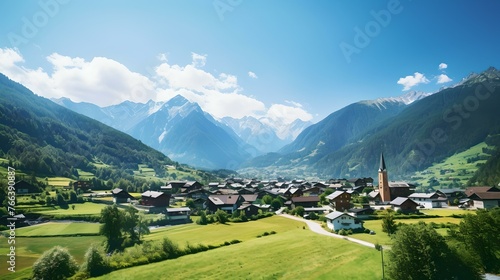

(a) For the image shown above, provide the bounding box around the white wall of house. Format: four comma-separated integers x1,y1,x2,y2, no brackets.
473,200,499,209
326,215,363,231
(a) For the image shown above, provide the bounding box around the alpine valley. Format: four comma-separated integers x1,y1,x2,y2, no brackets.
2,67,500,185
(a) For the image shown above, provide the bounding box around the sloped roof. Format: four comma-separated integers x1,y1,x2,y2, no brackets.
326,190,346,200
141,191,165,198
409,192,440,199
390,197,418,206
469,192,500,200
208,195,241,205
325,211,356,220
291,196,320,203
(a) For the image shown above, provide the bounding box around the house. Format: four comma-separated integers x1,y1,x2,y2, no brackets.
14,180,41,194
141,191,170,207
290,196,320,209
439,188,466,203
408,191,448,208
326,190,351,211
206,195,244,213
388,181,415,199
237,203,271,217
165,207,191,223
241,194,258,204
348,207,375,219
467,192,500,209
325,211,363,231
389,197,419,213
186,188,209,200
111,188,135,203
73,181,92,192
303,186,322,196
465,186,499,197
368,191,381,204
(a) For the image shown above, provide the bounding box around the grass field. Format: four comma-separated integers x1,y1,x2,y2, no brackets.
32,202,107,216
97,224,382,280
14,222,100,237
352,216,463,245
411,142,490,188
0,235,105,279
45,176,73,187
420,208,475,216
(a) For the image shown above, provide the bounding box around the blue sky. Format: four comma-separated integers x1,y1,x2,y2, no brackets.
0,0,499,123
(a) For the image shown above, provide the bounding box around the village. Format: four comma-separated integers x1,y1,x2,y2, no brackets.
14,153,494,232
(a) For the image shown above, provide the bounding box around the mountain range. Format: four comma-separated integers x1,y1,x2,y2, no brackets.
53,95,310,169
241,67,500,180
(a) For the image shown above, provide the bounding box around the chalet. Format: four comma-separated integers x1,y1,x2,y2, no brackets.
348,207,375,219
290,196,320,209
368,190,381,204
141,191,170,207
165,207,191,223
237,203,271,217
347,177,374,188
111,188,135,203
14,180,41,194
73,181,92,192
465,186,500,209
283,187,303,199
180,181,203,193
238,187,256,195
439,188,466,203
186,188,209,200
389,197,419,213
206,194,244,213
303,186,322,196
325,211,363,231
408,191,448,208
326,190,351,211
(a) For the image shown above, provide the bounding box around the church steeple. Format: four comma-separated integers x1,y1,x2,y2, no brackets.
378,152,391,202
379,153,386,171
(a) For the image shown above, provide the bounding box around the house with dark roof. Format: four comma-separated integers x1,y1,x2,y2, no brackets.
465,186,500,209
206,194,244,213
241,194,258,204
290,196,320,209
14,180,41,194
389,197,419,213
166,207,191,223
112,188,135,204
325,211,363,231
237,203,271,217
141,191,170,207
348,207,375,219
326,190,351,211
408,191,448,208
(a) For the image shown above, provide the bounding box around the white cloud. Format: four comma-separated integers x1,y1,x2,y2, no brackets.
397,72,430,91
248,71,258,79
191,52,207,68
266,104,313,124
439,63,448,70
0,48,312,125
437,74,452,84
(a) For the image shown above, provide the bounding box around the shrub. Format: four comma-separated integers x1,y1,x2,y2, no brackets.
364,228,371,234
80,243,110,277
161,237,180,259
32,246,78,280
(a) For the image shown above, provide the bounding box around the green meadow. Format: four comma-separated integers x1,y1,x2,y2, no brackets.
97,225,382,280
14,222,100,237
31,202,108,217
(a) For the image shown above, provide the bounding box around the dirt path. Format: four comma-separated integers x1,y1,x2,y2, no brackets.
279,213,376,248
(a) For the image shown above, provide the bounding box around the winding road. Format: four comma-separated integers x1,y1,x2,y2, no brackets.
279,213,376,248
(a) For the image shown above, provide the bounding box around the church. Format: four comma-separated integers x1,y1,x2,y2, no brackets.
370,153,415,204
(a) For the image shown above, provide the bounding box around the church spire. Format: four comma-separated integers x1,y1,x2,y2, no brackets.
379,153,386,171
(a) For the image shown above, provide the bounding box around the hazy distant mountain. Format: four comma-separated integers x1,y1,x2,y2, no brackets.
0,73,173,177
127,95,252,169
221,116,289,154
243,67,500,179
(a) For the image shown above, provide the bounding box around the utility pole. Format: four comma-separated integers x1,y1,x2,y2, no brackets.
380,245,385,280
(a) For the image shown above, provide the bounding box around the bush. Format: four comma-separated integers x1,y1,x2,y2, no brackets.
364,228,371,234
162,237,180,259
32,246,78,280
80,244,110,277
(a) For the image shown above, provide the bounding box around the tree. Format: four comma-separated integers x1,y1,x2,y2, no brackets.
32,246,78,280
295,206,305,217
100,205,123,252
197,210,208,225
214,209,229,224
186,198,195,209
387,222,481,280
262,194,273,204
449,208,500,273
271,198,282,211
381,210,397,235
122,206,139,242
80,243,110,277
